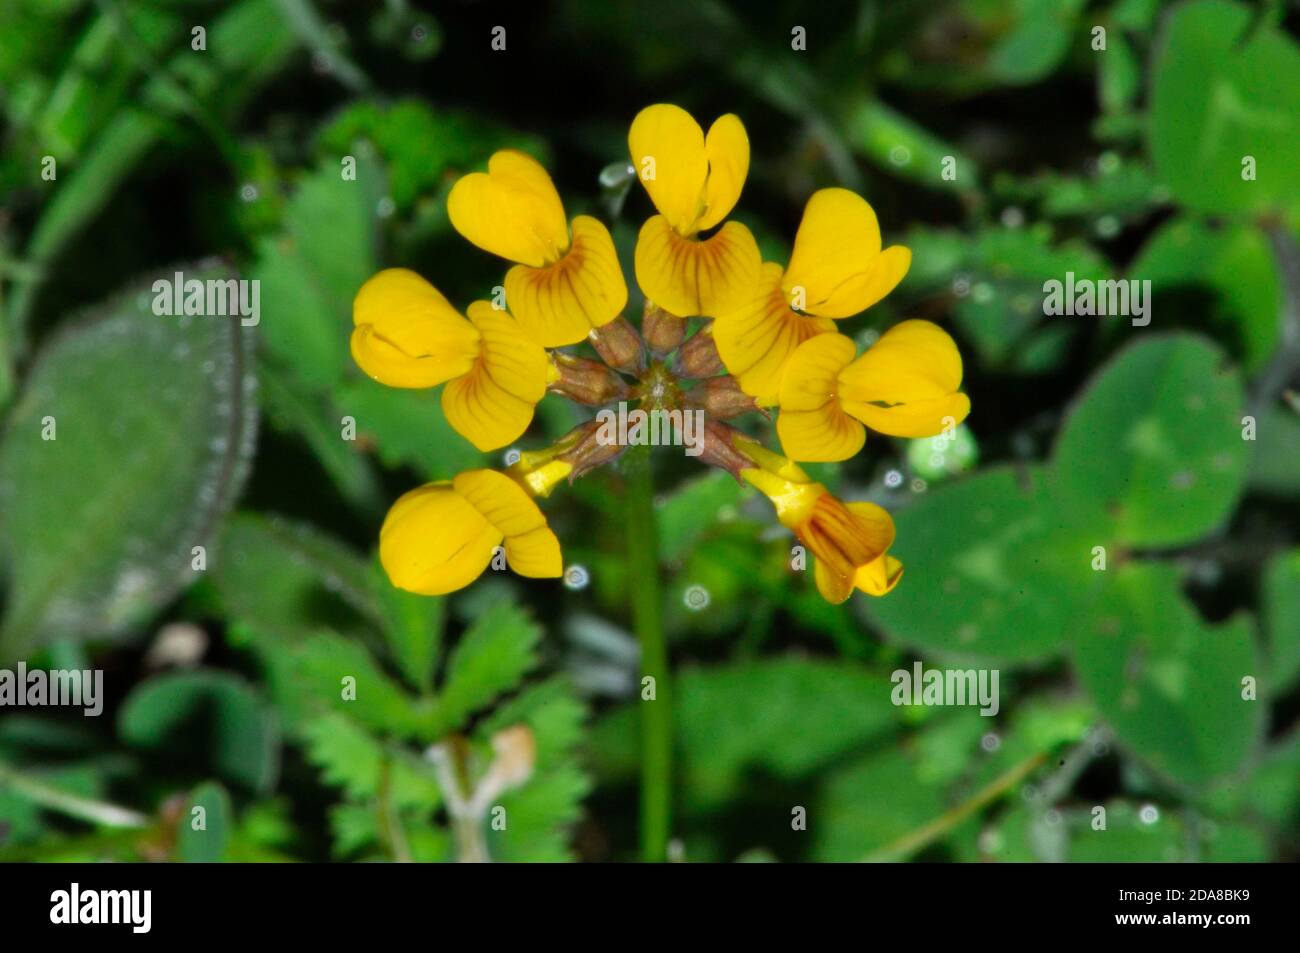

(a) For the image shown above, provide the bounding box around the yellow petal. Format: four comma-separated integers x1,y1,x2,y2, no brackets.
447,150,569,267
713,262,833,404
801,492,890,579
781,188,911,318
504,215,627,347
351,269,482,388
778,332,857,411
452,469,547,537
628,103,708,235
634,216,760,319
379,483,499,595
855,553,904,596
441,303,546,451
504,525,563,578
777,409,865,463
696,113,749,231
838,319,971,438
813,558,855,605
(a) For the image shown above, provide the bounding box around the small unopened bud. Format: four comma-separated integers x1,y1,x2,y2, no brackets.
684,375,762,419
697,419,755,481
642,301,686,358
672,325,724,379
588,315,645,374
557,419,625,480
549,353,630,405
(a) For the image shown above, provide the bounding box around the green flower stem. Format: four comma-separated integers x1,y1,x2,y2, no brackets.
0,761,150,829
625,444,671,862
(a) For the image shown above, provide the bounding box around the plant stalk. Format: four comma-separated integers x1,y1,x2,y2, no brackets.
625,445,671,862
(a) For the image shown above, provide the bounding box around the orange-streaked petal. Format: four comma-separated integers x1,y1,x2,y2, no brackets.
441,303,546,451
696,113,749,231
628,103,708,235
504,215,627,347
452,469,547,538
379,483,499,595
782,188,911,318
447,149,569,267
813,558,856,604
713,262,834,405
838,319,971,437
855,553,904,596
351,269,482,388
635,216,761,319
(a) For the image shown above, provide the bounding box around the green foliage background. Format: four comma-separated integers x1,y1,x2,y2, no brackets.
0,0,1296,862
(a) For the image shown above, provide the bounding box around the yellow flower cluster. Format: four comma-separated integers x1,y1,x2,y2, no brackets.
350,103,971,604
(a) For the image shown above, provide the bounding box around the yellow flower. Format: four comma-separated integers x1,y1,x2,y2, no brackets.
448,149,628,347
713,188,912,404
379,469,562,596
776,321,971,462
737,438,902,604
351,268,548,452
628,103,761,318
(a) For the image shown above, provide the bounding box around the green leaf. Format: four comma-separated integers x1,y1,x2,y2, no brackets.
1149,0,1300,216
295,631,423,736
1051,334,1249,548
863,466,1092,664
1128,218,1282,370
0,268,256,658
984,0,1088,86
372,559,444,692
301,712,440,808
1071,563,1264,788
813,747,945,861
252,155,383,389
177,781,232,863
118,671,280,792
213,513,380,643
1261,549,1300,695
480,679,591,862
430,603,542,736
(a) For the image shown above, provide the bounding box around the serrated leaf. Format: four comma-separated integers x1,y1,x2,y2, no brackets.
0,267,256,659
301,712,440,808
430,603,542,736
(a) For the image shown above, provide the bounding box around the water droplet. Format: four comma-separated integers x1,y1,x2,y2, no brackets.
563,564,589,590
952,273,971,297
1095,215,1120,239
1000,206,1025,228
884,469,903,488
981,732,1001,752
503,448,521,466
889,145,912,166
1139,804,1159,825
911,477,928,493
376,196,396,218
683,585,710,611
240,183,258,202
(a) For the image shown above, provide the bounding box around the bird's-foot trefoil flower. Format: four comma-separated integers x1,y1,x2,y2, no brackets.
776,320,971,462
629,104,761,319
448,149,628,347
354,102,969,606
713,187,912,404
379,469,562,595
731,436,903,604
351,268,549,451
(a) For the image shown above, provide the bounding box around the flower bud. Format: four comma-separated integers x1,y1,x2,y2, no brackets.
588,315,645,373
696,419,756,481
548,353,630,405
684,374,762,419
642,301,686,358
672,324,724,378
